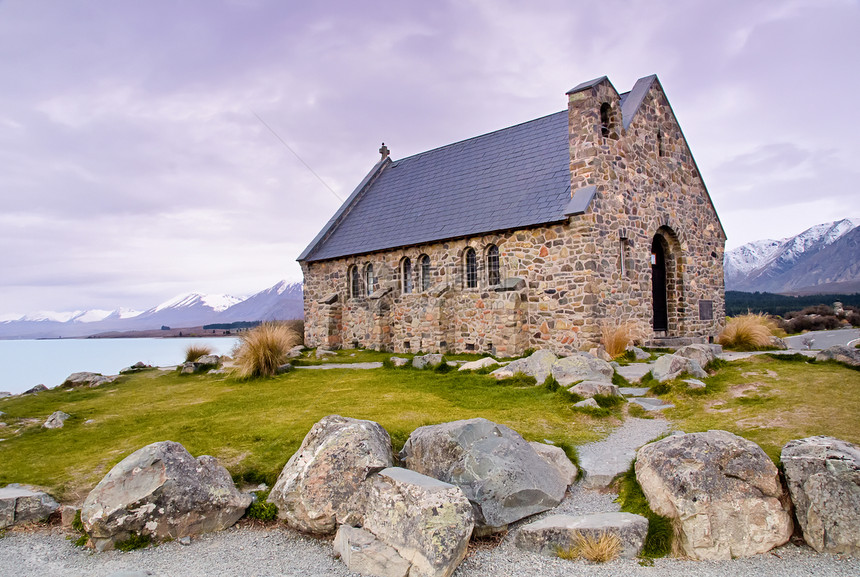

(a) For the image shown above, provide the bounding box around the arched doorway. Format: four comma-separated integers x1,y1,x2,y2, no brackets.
651,235,668,332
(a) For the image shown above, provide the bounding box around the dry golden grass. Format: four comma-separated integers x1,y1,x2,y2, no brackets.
556,531,622,563
601,322,634,358
184,344,213,363
717,313,775,351
233,322,302,378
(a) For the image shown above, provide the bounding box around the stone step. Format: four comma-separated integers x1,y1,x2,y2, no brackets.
619,387,649,397
513,512,649,559
629,398,675,411
577,418,669,489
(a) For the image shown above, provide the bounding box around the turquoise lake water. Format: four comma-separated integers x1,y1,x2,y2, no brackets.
0,337,240,395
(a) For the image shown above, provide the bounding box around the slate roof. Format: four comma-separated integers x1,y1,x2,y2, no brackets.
300,110,573,262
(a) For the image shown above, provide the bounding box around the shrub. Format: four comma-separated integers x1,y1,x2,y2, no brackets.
718,313,775,351
247,491,279,522
593,394,624,408
601,322,635,358
233,322,302,378
184,344,213,363
556,531,622,563
115,532,152,551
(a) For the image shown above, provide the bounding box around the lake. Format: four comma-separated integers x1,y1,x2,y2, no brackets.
0,337,241,395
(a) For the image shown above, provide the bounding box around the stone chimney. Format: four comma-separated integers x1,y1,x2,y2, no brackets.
566,77,620,196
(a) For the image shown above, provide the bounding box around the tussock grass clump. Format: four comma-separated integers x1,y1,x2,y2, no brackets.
556,531,622,563
184,344,213,363
718,313,776,351
601,323,635,358
233,322,302,378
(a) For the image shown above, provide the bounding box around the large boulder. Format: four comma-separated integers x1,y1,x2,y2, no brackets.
780,436,860,555
529,442,578,486
815,345,860,367
267,415,393,534
337,467,473,577
0,484,60,528
674,344,716,370
650,353,707,382
334,525,411,577
458,357,499,371
513,512,648,559
81,441,251,551
568,381,622,398
61,372,114,388
399,418,567,532
413,354,444,369
550,352,614,386
490,349,557,384
635,430,792,560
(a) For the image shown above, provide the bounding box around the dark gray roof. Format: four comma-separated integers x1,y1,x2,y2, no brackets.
300,111,573,262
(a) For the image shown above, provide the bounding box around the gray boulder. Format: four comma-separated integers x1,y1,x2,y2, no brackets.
389,356,410,367
0,484,60,528
81,441,250,551
780,436,860,555
316,348,337,358
815,345,860,367
529,442,578,486
550,352,614,386
334,525,411,577
412,354,444,369
491,349,557,384
569,380,622,398
627,346,650,361
458,357,499,371
287,345,304,358
23,384,48,394
574,398,600,409
119,362,152,374
195,354,220,366
674,344,716,370
61,372,114,388
635,430,792,559
683,379,707,390
399,418,567,532
514,512,648,559
267,415,393,534
42,411,70,429
338,467,473,577
651,353,707,382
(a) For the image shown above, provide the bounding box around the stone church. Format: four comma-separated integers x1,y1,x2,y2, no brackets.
298,75,726,356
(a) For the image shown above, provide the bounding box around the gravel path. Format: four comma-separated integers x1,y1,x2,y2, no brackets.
577,416,670,487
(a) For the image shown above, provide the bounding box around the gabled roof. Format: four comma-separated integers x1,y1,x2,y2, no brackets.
300,110,573,262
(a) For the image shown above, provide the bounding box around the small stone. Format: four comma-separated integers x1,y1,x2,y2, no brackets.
60,505,79,528
389,357,409,367
458,357,499,371
179,536,192,546
683,379,706,390
569,381,622,398
574,398,600,408
315,348,337,358
42,411,71,429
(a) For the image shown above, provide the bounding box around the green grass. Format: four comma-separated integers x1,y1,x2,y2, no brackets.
661,354,860,461
115,532,152,551
615,463,674,557
0,364,605,501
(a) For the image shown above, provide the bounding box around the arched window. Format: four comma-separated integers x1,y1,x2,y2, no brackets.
600,102,611,138
464,248,477,289
364,264,376,294
419,254,431,292
486,244,500,286
401,257,413,294
349,265,361,298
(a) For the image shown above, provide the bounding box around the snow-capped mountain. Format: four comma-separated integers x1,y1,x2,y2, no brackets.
725,218,860,293
0,281,303,339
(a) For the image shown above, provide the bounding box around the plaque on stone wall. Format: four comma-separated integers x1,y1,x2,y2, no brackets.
699,300,714,321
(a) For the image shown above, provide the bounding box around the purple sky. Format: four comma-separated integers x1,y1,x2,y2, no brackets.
1,0,858,317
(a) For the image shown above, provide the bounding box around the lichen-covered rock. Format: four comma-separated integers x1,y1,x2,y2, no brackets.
635,430,791,560
780,436,860,555
81,441,251,551
413,354,444,369
650,354,707,382
267,415,393,534
42,411,70,429
458,357,499,371
389,356,410,367
568,381,622,398
673,344,716,370
339,468,473,577
0,484,60,528
514,512,648,559
627,346,650,361
491,349,557,384
815,345,860,367
529,442,578,486
334,525,411,577
550,352,614,386
574,398,600,409
61,372,114,388
399,418,566,532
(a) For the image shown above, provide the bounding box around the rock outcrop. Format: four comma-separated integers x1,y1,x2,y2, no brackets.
412,354,444,369
550,352,614,386
0,484,60,528
267,415,393,534
61,372,115,388
42,411,70,429
23,384,48,394
399,418,567,532
635,430,791,559
815,345,860,367
337,467,473,577
514,512,648,559
673,344,717,370
458,357,499,371
781,436,860,555
650,354,707,382
81,441,250,551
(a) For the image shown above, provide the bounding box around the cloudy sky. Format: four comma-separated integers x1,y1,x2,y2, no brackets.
1,0,858,317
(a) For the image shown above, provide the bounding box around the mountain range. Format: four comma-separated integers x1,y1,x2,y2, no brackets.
724,218,860,294
0,280,304,340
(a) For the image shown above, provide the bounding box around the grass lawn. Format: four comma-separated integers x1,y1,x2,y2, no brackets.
0,358,610,503
657,355,860,461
